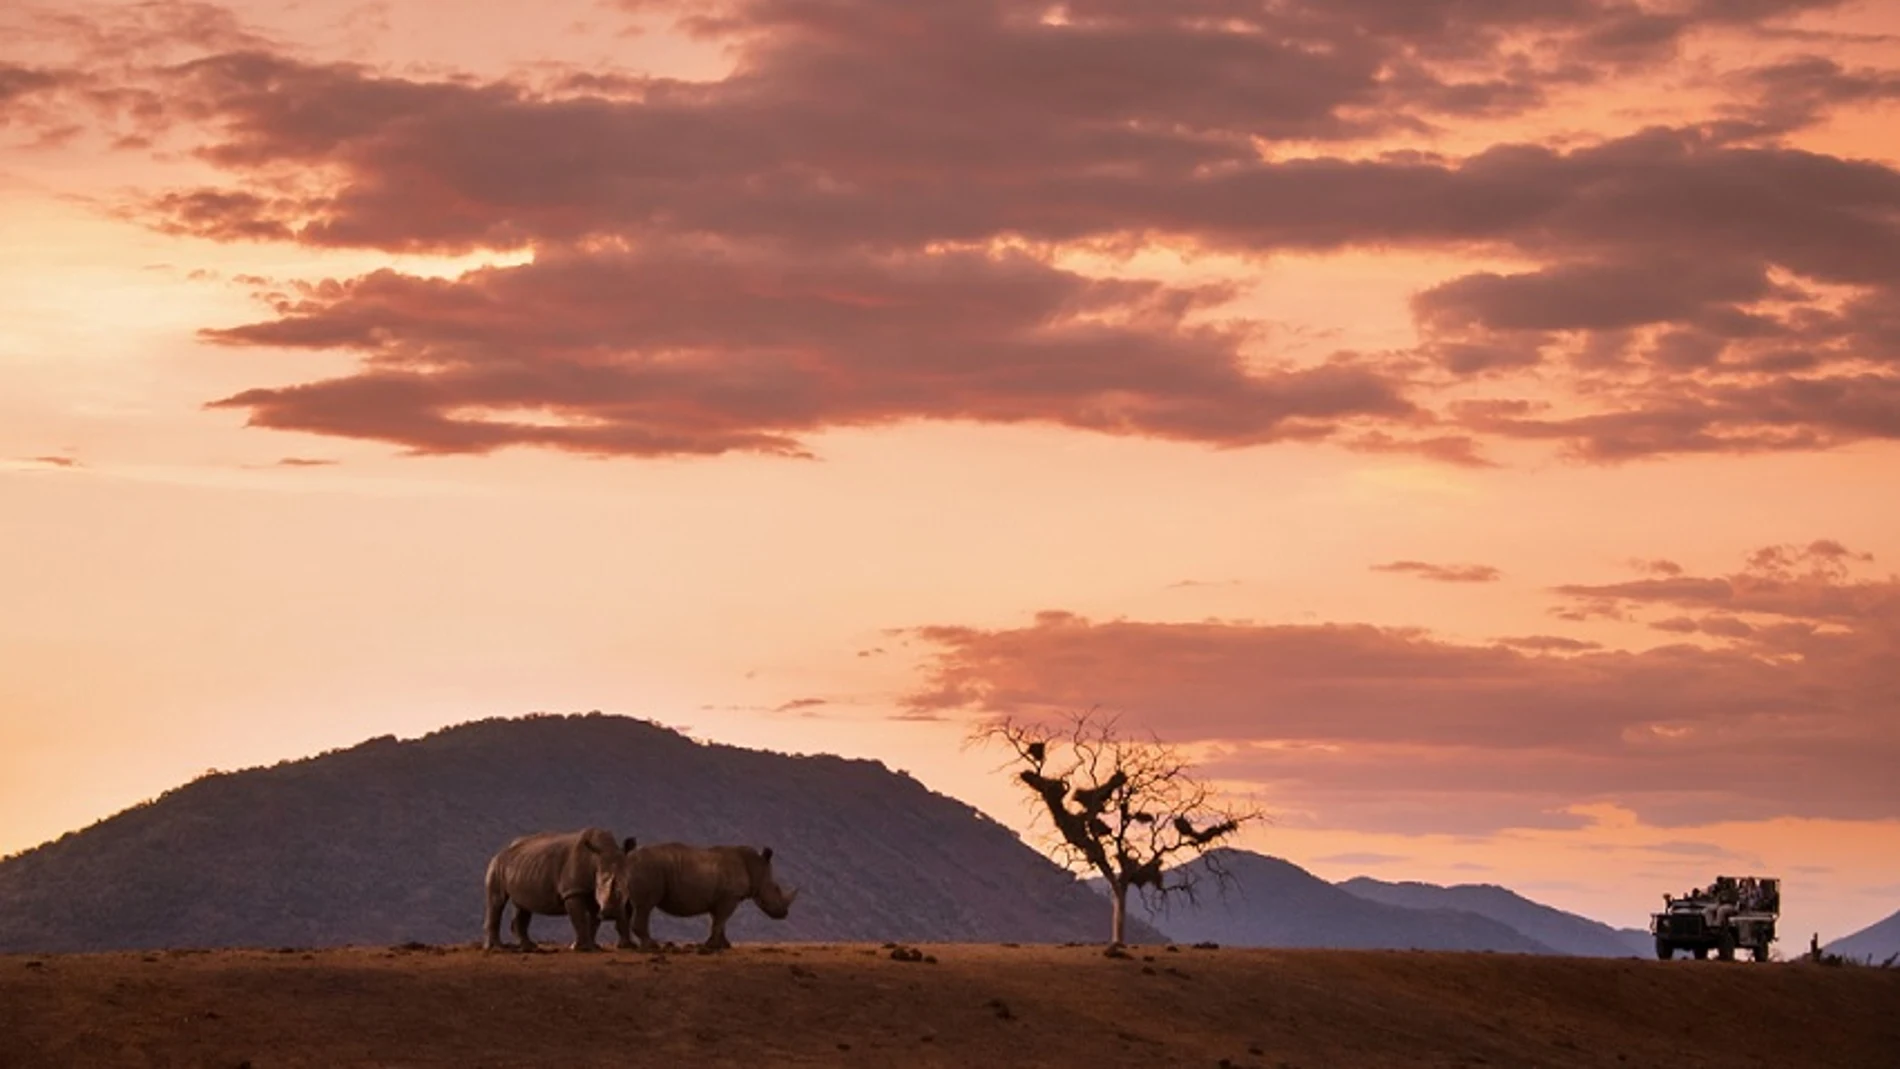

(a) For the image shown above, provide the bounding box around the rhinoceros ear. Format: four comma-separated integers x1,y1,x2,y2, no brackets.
622,837,637,853
761,847,774,863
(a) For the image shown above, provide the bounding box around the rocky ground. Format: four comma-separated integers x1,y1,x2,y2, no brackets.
3,942,1896,1067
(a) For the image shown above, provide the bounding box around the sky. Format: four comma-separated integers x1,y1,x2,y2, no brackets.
3,0,1899,947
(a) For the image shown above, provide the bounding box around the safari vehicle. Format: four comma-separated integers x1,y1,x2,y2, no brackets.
1651,875,1779,962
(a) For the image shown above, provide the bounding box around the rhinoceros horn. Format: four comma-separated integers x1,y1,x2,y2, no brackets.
784,887,800,906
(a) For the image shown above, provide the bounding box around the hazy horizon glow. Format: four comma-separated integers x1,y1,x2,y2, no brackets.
4,0,1899,946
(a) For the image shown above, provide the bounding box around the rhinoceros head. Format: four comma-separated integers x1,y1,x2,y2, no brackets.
590,833,634,915
595,868,624,916
753,846,798,920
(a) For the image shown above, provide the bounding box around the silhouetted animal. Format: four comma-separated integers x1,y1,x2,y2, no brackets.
618,843,797,950
482,828,633,951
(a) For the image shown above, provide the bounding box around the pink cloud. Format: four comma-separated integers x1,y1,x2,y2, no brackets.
1493,635,1603,652
1557,540,1889,623
13,0,1899,462
199,241,1412,457
1722,55,1900,133
900,544,1900,832
1371,560,1503,583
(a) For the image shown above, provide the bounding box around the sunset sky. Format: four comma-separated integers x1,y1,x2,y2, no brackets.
4,0,1899,946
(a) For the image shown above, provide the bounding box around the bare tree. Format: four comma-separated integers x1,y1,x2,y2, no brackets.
971,709,1260,946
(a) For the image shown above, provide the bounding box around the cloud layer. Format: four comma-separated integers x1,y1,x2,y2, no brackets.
200,241,1411,455
1372,561,1503,583
7,0,1900,461
903,544,1900,833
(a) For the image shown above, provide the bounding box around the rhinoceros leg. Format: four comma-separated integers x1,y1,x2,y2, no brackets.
611,903,635,950
705,900,738,950
565,895,601,952
632,902,660,950
482,890,507,951
512,905,537,951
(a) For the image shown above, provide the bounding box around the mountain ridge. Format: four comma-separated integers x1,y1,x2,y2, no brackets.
1118,849,1561,953
1338,875,1650,957
1826,908,1900,964
0,713,1160,951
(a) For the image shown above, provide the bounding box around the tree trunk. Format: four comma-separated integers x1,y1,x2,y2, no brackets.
1110,880,1128,945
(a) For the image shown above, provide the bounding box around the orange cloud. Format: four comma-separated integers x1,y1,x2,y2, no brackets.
11,0,1899,463
902,544,1900,833
1371,560,1502,583
197,242,1411,457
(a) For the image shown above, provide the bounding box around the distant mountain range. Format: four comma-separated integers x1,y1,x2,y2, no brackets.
1090,851,1657,956
6,713,1847,959
1338,876,1653,957
1827,910,1900,964
0,713,1157,952
1125,851,1563,953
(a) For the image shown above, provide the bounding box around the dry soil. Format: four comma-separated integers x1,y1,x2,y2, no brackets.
3,942,1896,1068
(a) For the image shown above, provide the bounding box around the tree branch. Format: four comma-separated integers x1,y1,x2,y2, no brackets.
971,709,1263,943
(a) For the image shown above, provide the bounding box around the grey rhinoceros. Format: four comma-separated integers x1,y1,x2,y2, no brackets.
618,842,798,950
482,828,635,952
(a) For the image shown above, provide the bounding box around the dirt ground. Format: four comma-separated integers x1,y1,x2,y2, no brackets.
3,942,1896,1068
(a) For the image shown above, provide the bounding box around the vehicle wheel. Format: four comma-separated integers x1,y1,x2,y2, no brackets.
1655,939,1673,961
1717,932,1736,962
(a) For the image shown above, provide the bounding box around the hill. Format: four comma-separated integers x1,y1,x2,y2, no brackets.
0,713,1160,951
1127,850,1559,953
1828,908,1900,964
1339,875,1651,957
4,945,1896,1068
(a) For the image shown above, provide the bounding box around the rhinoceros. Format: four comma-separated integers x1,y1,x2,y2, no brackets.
618,842,798,950
481,828,635,952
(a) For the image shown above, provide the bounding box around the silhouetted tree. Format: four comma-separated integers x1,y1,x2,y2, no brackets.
972,709,1259,946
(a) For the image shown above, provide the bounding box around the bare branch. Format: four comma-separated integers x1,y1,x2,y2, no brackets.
969,708,1262,945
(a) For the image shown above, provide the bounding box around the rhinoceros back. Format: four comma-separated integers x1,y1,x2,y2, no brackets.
628,842,756,916
489,829,616,916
